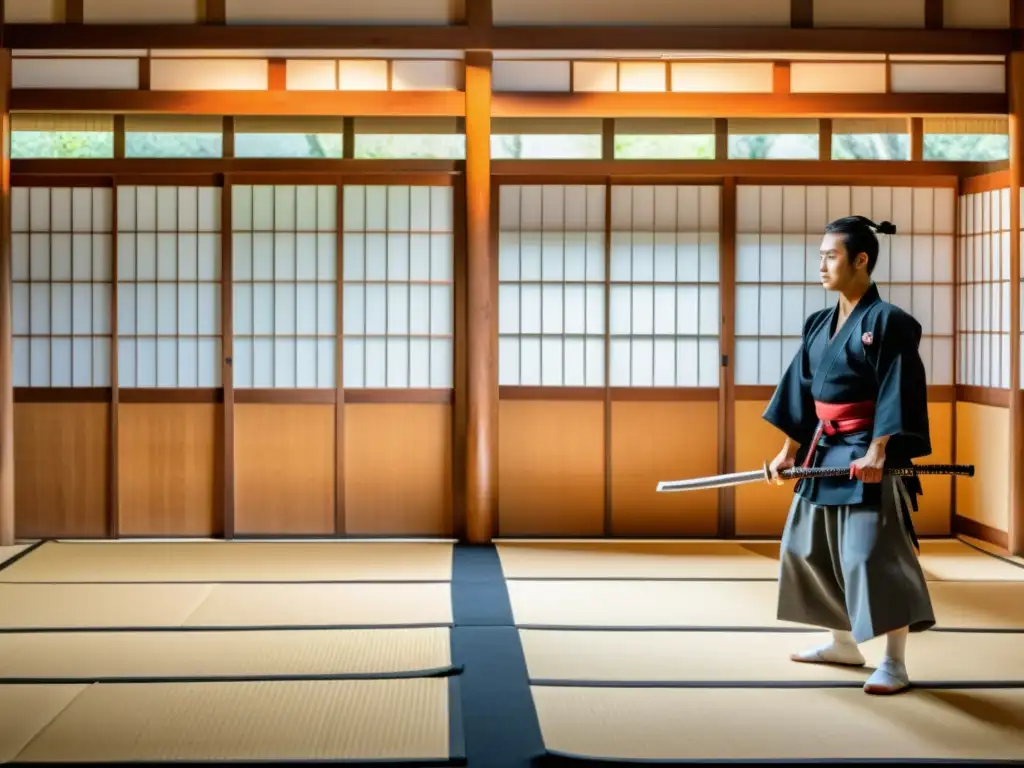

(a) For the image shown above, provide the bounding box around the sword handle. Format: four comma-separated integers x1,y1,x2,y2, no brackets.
777,463,975,480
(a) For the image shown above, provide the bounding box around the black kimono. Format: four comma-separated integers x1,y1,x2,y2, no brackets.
763,283,936,642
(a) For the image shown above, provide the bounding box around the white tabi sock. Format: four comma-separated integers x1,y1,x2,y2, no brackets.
791,629,865,666
863,628,911,695
885,627,908,663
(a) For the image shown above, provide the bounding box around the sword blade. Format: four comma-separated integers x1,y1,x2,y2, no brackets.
656,470,766,493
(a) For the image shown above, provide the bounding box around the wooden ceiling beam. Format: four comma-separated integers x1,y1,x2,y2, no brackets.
2,23,1013,56
490,92,1009,118
3,24,478,50
9,89,466,116
12,89,1007,119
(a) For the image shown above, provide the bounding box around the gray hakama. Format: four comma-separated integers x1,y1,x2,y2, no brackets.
777,476,936,643
763,284,937,643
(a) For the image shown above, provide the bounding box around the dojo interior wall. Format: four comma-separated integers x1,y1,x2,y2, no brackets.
952,175,1013,543
496,183,721,537
12,181,457,539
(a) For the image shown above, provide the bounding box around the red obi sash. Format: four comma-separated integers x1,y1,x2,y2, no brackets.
801,400,875,468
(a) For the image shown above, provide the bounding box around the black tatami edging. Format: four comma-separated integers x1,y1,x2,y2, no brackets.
450,544,546,768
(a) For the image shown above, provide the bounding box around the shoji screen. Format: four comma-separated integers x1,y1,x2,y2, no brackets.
957,187,1010,389
497,184,608,536
231,185,336,389
734,184,954,537
497,184,606,387
735,185,954,387
342,185,454,389
117,186,222,387
609,185,720,388
11,186,113,540
954,184,1012,540
12,187,113,387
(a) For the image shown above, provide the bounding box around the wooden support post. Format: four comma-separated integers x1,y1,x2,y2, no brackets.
0,51,11,546
1009,52,1024,556
464,51,496,544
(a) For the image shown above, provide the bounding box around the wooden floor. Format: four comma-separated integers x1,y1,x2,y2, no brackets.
0,536,1022,764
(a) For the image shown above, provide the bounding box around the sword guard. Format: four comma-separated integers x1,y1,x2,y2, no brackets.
762,460,771,484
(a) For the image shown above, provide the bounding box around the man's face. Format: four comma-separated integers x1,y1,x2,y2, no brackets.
819,232,866,292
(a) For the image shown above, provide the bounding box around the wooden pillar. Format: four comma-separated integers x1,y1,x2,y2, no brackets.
464,51,496,544
1009,52,1024,556
0,50,12,546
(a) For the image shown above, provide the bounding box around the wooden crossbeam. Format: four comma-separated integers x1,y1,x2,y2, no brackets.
9,90,1007,118
10,90,466,116
2,23,1013,56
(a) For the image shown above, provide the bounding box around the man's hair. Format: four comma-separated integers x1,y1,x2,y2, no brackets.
824,216,897,275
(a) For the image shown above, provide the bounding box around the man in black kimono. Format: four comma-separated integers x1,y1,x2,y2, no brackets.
764,215,935,696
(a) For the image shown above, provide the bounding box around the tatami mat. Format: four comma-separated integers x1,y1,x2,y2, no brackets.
497,539,1024,582
0,684,87,763
0,583,215,629
533,686,1024,762
916,541,1024,581
508,580,1024,630
520,629,1024,684
181,583,453,628
2,679,457,763
496,542,779,580
0,545,32,570
0,541,453,583
0,628,452,681
0,582,453,630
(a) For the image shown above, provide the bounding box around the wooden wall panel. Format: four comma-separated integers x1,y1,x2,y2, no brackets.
233,404,335,535
610,402,719,537
955,401,1010,534
916,402,953,536
498,400,604,536
343,403,453,536
734,399,792,537
14,403,108,539
736,399,953,537
117,404,219,537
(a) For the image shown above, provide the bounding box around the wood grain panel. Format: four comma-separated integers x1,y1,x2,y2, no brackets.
736,400,953,537
955,402,1010,535
610,402,719,537
343,404,453,536
916,402,953,536
498,400,604,536
117,404,219,537
233,404,335,535
734,399,793,537
14,403,109,539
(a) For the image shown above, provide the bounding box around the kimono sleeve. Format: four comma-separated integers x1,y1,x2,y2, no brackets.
871,308,931,458
762,313,819,446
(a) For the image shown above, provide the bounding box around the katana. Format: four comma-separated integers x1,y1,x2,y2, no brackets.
656,463,975,493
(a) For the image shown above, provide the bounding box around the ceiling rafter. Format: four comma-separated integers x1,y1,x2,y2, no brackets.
2,23,1014,56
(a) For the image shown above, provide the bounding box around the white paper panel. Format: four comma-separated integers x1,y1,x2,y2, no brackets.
14,186,115,388
117,186,224,390
498,184,607,386
737,184,955,387
339,185,453,388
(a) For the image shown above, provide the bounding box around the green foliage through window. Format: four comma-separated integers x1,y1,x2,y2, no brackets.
354,135,465,159
12,131,114,159
126,132,222,158
234,133,343,158
728,134,819,160
832,134,910,161
923,134,1009,162
614,135,714,159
